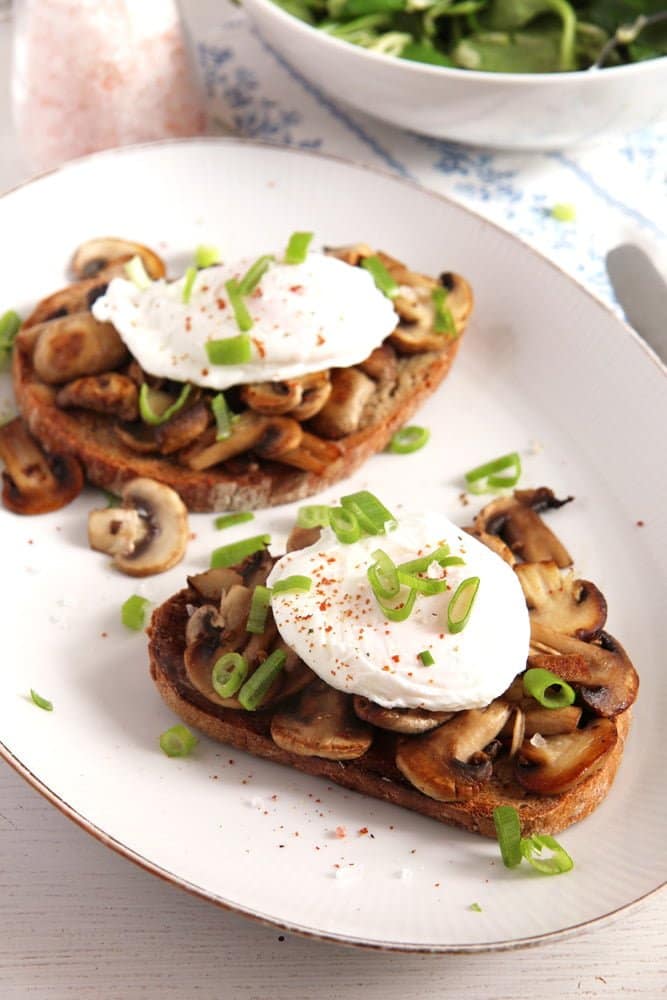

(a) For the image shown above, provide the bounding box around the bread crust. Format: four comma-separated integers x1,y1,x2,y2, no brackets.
147,587,631,838
12,323,462,513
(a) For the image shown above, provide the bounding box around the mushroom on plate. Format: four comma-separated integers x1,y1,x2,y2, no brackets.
515,560,607,640
87,477,188,576
70,237,165,281
473,488,573,567
309,366,375,439
55,372,139,421
32,312,128,384
271,681,373,760
0,417,83,514
515,717,618,795
395,699,512,801
353,695,453,734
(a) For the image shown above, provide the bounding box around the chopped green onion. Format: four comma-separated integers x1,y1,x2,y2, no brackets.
418,650,435,666
469,902,482,912
272,575,313,594
139,382,192,426
225,278,254,332
284,231,314,265
493,805,522,868
121,594,150,631
550,203,576,223
211,392,235,439
211,652,248,698
377,587,418,622
0,310,21,368
329,506,362,544
464,451,522,494
246,584,273,634
210,534,271,569
397,570,446,595
388,425,430,454
397,546,451,575
125,255,152,290
296,505,331,529
520,834,574,875
360,255,399,298
30,689,53,712
182,266,198,305
238,254,275,296
523,668,575,709
367,549,400,600
214,511,255,530
340,490,395,535
432,286,457,336
238,649,287,711
159,724,198,758
195,244,222,269
206,333,252,366
447,576,480,634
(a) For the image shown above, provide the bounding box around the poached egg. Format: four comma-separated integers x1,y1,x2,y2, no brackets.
92,252,398,390
267,512,530,712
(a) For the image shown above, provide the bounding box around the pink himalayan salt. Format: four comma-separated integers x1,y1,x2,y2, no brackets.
12,0,206,172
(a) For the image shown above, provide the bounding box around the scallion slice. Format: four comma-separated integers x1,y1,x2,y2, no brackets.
238,254,275,296
367,549,400,600
238,649,287,711
284,231,314,265
340,490,395,536
121,594,150,631
377,587,418,622
246,585,273,635
225,278,253,332
210,534,271,569
388,425,430,454
272,575,312,595
418,650,435,666
523,668,575,709
125,255,152,290
30,689,53,712
493,805,522,868
195,244,222,269
329,506,361,544
211,392,235,439
206,333,252,366
464,451,522,494
212,652,248,698
0,310,21,368
397,546,451,575
296,505,331,529
214,511,255,530
139,382,192,426
182,266,197,305
431,286,457,336
360,255,399,298
520,834,574,875
447,576,480,634
159,724,198,758
397,570,446,595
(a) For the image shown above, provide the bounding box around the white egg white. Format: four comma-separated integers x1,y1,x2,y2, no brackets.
267,512,530,712
92,252,398,390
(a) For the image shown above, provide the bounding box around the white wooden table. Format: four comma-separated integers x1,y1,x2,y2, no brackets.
0,11,665,999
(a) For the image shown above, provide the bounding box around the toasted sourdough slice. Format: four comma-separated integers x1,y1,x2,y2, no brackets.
147,588,630,839
147,489,638,839
12,243,472,512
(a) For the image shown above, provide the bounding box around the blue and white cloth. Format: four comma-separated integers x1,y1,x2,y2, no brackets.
194,5,667,307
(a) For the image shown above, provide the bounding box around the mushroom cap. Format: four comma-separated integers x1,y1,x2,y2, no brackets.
32,312,128,385
530,625,639,717
395,700,512,802
70,238,166,281
56,372,139,422
516,561,607,641
353,695,453,734
0,417,84,515
474,488,573,568
271,681,373,760
87,477,188,576
515,717,618,795
308,366,375,439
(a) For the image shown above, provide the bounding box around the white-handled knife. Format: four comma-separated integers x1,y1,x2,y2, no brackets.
606,244,667,364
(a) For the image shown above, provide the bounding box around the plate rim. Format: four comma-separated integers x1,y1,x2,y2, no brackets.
1,136,665,953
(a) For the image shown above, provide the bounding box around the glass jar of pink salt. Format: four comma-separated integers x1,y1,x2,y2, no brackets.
11,0,207,173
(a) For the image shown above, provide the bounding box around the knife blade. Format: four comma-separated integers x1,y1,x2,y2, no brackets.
606,244,667,363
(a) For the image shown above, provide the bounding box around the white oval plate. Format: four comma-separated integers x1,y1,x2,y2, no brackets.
0,139,664,952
